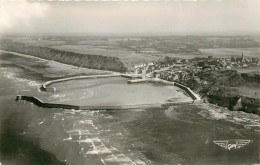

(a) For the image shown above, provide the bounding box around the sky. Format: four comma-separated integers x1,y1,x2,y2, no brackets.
0,0,260,35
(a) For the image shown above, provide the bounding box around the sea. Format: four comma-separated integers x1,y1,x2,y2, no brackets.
0,51,259,165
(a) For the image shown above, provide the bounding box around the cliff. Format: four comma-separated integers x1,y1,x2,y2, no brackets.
182,70,260,115
0,40,126,73
206,95,260,115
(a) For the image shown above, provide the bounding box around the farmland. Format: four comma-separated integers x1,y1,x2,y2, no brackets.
1,35,260,68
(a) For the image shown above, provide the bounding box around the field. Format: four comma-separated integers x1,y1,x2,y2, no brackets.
2,35,260,67
50,44,163,66
199,48,260,58
229,86,260,99
237,66,260,75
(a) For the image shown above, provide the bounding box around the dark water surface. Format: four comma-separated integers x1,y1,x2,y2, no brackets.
0,52,259,165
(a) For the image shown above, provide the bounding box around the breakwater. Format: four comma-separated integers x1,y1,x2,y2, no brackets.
173,82,200,101
40,73,142,92
16,95,81,110
127,78,201,101
41,74,122,92
15,95,164,110
127,78,175,85
18,73,200,111
16,95,194,110
41,74,200,101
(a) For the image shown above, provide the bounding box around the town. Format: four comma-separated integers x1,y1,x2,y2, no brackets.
128,53,259,84
127,53,260,114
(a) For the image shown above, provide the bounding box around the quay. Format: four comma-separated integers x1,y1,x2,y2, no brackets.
127,78,201,101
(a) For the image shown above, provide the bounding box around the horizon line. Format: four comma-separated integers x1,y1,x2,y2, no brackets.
2,32,260,37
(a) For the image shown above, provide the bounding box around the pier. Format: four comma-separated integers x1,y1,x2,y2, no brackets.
127,78,201,101
40,73,142,92
16,95,194,110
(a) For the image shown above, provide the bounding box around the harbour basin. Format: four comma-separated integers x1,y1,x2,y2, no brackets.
46,77,192,106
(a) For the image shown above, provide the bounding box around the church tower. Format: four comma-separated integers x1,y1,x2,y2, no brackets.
241,52,245,63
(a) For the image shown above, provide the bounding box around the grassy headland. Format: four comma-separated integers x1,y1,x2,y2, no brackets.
0,40,126,73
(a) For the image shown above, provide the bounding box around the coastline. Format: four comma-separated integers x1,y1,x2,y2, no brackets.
0,49,114,76
0,40,127,72
2,49,258,115
0,50,198,110
16,75,195,110
1,47,260,164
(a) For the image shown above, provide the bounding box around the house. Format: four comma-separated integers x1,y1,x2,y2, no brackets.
173,74,179,80
252,58,258,64
226,66,231,69
208,56,213,60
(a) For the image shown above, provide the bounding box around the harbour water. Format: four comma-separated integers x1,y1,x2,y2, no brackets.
46,77,191,106
0,52,259,164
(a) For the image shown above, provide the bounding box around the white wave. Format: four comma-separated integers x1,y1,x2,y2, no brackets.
233,117,247,123
103,115,113,119
84,89,94,98
66,129,91,136
78,120,86,124
21,89,31,92
63,109,84,115
79,130,91,136
78,111,93,115
27,81,40,86
108,146,118,151
85,150,98,155
208,109,228,120
74,139,92,143
65,116,75,119
79,96,86,99
133,159,146,165
49,94,66,98
64,111,76,115
79,120,93,125
100,159,106,165
77,120,93,125
38,120,44,125
115,154,133,163
53,112,63,116
244,124,260,129
198,107,231,121
104,154,118,162
3,71,15,79
197,103,260,126
2,70,40,87
88,137,102,143
57,98,70,102
85,146,112,155
63,136,72,141
116,133,124,137
20,131,26,135
100,129,111,132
